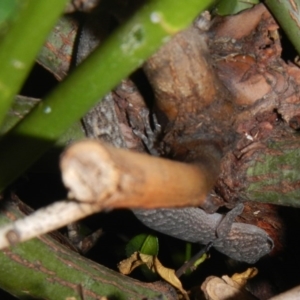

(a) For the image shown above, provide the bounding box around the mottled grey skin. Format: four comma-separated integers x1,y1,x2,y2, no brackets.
133,204,274,264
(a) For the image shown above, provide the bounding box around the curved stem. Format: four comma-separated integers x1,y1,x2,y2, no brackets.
0,0,69,127
265,0,300,55
0,0,214,191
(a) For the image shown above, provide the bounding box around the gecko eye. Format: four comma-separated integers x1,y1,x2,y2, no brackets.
273,108,283,123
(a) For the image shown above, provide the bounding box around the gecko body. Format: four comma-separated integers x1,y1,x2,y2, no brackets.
133,204,273,263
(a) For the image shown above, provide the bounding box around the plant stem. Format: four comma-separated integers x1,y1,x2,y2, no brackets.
1,95,85,149
0,196,174,299
265,0,300,55
0,0,69,127
0,0,214,192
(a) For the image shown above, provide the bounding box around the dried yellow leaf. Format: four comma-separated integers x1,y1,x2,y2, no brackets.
118,252,189,299
118,251,144,274
231,267,258,286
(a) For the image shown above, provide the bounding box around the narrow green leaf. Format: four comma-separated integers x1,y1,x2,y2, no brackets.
0,0,214,191
215,0,259,16
0,0,69,128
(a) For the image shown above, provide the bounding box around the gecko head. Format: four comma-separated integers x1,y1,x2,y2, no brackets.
214,223,274,264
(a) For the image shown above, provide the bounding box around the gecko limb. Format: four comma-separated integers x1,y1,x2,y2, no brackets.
131,108,162,156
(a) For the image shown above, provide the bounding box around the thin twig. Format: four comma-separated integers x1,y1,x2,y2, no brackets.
175,242,213,278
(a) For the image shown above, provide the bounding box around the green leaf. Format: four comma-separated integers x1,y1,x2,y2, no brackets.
126,234,159,257
125,234,159,280
215,0,259,16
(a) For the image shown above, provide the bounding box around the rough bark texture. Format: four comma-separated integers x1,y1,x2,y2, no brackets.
218,129,300,208
201,5,300,225
143,25,235,194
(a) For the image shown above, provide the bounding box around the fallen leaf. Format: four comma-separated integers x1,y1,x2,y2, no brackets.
118,252,144,274
201,268,258,300
118,252,189,299
231,267,258,286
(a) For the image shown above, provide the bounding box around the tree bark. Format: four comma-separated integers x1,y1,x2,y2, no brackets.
219,132,300,207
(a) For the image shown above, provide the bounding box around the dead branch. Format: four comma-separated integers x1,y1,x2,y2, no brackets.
0,139,216,250
269,285,300,300
143,25,235,155
143,26,224,123
0,199,96,249
61,140,215,209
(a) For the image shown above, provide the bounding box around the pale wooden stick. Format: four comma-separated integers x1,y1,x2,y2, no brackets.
61,140,213,209
0,200,97,249
0,139,214,250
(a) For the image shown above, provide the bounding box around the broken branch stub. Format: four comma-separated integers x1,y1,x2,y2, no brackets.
143,26,220,122
61,140,214,209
